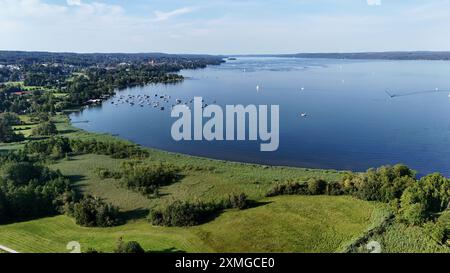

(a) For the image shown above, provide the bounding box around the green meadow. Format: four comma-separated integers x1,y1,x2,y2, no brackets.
0,115,443,253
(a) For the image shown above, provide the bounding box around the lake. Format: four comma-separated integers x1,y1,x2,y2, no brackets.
70,57,450,176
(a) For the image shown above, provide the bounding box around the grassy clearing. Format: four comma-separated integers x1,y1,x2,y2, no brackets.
0,196,386,253
51,153,343,211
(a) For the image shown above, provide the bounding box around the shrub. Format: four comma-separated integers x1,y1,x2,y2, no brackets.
121,162,179,196
227,193,249,210
24,137,72,159
266,181,309,197
307,178,327,195
70,196,119,227
95,168,121,179
423,221,447,244
149,200,223,227
115,238,145,253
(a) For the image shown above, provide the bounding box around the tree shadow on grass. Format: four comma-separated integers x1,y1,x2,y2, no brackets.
119,208,150,222
65,174,88,193
59,129,79,134
198,200,274,225
147,247,186,253
246,200,273,209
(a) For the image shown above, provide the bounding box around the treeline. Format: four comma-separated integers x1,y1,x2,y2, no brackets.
266,164,450,242
24,137,149,160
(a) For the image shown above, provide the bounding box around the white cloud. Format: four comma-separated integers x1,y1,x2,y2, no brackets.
1,0,450,54
367,0,381,6
67,0,81,6
153,7,196,22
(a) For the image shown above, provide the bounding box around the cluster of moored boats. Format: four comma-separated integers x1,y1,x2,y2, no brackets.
109,93,213,111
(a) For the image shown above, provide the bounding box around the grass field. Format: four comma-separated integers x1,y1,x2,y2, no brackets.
0,114,443,253
0,196,386,253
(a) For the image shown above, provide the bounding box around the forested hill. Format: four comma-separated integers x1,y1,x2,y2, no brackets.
0,51,225,67
240,51,450,61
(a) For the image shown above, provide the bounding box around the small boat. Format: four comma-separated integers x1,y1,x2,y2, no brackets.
256,85,260,92
300,113,307,118
300,87,305,91
448,93,450,98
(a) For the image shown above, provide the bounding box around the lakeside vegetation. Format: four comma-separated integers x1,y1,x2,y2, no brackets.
0,51,449,253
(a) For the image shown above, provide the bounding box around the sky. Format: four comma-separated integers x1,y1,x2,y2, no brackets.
1,0,450,54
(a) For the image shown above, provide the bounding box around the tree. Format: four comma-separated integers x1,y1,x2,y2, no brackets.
71,196,119,227
399,173,450,225
0,112,21,126
32,121,58,136
1,162,45,186
0,119,24,143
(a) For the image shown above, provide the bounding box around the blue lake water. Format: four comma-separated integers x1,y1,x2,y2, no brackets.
70,57,450,176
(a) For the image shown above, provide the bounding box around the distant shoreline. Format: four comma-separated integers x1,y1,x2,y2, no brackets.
3,50,450,62
230,51,450,61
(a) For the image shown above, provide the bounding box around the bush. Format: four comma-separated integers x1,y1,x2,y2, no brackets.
24,137,72,159
227,193,249,210
423,221,447,244
121,162,179,196
115,238,145,253
307,178,327,195
266,181,309,197
70,196,119,227
95,168,121,179
149,200,223,227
